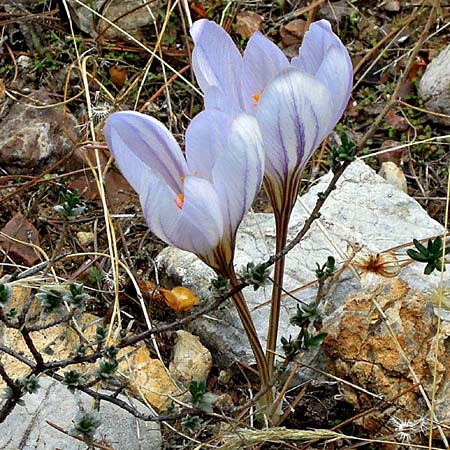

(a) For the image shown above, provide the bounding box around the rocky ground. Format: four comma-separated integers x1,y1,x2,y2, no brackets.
0,1,450,449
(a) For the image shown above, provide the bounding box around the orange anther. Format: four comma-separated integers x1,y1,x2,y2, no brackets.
174,193,184,209
251,93,260,108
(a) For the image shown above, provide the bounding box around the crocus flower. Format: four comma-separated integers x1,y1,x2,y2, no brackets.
191,19,352,374
104,109,264,272
104,109,271,393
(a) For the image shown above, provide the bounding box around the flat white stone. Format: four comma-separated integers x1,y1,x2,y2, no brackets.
0,377,162,450
158,161,446,365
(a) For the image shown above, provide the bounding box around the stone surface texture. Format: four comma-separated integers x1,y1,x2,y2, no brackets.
323,279,450,441
0,91,78,174
66,0,105,36
169,330,212,385
66,0,162,41
0,287,183,412
0,213,41,265
419,43,450,126
157,161,445,366
0,377,161,450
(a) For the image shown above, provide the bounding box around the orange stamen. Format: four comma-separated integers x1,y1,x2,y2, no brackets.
251,93,260,108
174,193,184,209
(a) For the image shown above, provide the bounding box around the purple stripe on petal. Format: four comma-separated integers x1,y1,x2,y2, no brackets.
105,112,188,194
256,69,333,186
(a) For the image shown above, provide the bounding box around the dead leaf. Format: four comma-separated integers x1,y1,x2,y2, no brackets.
377,139,407,165
407,55,428,81
109,66,128,87
159,286,199,312
280,19,307,47
136,280,199,312
135,279,167,310
0,213,41,265
69,170,134,208
385,109,409,131
190,2,208,18
0,79,5,99
235,11,264,38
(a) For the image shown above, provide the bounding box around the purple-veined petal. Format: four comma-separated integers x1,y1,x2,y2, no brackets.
191,19,243,110
242,32,290,113
105,111,188,194
256,69,333,187
291,19,352,122
185,109,233,180
212,114,264,241
141,175,223,257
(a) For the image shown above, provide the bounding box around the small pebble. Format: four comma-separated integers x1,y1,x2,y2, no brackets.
77,231,95,246
382,0,401,12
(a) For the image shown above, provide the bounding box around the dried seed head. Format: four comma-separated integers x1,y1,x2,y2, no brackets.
354,249,400,278
388,415,429,443
427,288,450,310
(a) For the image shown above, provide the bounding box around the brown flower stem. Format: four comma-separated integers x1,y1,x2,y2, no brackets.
207,243,273,408
265,215,289,377
226,268,272,398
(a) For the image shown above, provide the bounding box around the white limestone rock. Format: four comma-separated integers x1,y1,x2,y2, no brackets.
0,377,162,450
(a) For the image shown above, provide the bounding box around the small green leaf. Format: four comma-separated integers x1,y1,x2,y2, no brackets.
412,239,428,255
424,262,434,275
406,249,429,262
431,236,442,254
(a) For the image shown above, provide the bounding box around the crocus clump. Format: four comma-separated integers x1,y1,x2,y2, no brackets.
104,109,264,273
191,18,353,216
191,18,353,374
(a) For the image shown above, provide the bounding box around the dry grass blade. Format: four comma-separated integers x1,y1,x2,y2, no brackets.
220,428,342,450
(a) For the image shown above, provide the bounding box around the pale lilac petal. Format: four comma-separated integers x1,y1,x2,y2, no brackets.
185,109,233,179
291,20,337,74
212,114,264,240
313,44,352,122
191,20,243,109
242,32,289,113
204,87,242,114
291,19,352,122
105,111,188,194
256,69,333,185
141,175,223,257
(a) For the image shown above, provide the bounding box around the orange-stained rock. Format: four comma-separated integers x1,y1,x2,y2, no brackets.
323,279,450,445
